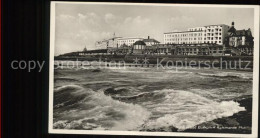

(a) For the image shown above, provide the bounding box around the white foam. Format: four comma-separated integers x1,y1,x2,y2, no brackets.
190,88,252,101
165,70,193,74
92,90,151,130
54,85,83,92
143,89,245,130
197,72,252,79
112,92,150,99
54,88,151,130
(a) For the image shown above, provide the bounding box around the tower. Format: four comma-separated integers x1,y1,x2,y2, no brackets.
83,46,87,52
113,32,116,38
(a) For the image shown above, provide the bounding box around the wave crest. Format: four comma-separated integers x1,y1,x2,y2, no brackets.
142,89,245,131
197,72,252,80
53,87,151,130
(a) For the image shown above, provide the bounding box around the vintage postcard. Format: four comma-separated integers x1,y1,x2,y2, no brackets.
49,2,259,137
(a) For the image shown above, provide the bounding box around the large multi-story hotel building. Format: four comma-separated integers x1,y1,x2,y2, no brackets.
116,37,143,47
95,37,143,49
95,37,122,49
164,24,230,45
95,36,160,49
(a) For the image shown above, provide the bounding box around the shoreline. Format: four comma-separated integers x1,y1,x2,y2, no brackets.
54,55,253,70
53,61,253,72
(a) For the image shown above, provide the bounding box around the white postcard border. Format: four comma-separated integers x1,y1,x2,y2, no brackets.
48,2,259,137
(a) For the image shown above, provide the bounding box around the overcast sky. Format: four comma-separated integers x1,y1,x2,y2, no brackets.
54,3,254,55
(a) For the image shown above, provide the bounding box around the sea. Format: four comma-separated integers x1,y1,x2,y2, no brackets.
53,61,253,131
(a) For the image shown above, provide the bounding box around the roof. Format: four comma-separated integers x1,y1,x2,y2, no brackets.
204,24,228,27
236,30,247,36
228,26,236,33
109,37,122,40
229,29,253,37
164,24,229,34
133,40,146,45
164,30,202,34
117,37,143,40
143,38,160,43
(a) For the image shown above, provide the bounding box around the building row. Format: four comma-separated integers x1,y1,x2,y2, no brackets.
95,36,160,49
107,42,227,56
62,22,254,57
95,24,231,49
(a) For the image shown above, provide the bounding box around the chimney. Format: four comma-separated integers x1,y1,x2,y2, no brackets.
232,21,234,27
148,36,150,39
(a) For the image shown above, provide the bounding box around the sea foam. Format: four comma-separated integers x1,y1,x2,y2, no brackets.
53,87,151,130
142,89,245,131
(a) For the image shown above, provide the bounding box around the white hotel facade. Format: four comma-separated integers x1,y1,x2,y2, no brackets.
95,36,160,49
116,37,143,47
164,24,230,45
95,37,143,49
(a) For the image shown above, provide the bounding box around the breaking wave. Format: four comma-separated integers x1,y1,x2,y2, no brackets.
141,89,245,131
53,68,252,132
53,85,151,130
112,92,151,100
54,85,83,93
197,72,252,80
98,88,245,131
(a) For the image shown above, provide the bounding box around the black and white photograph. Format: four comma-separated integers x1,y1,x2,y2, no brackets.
49,2,259,137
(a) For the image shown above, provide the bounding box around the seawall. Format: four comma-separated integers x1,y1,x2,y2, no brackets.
54,54,253,70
